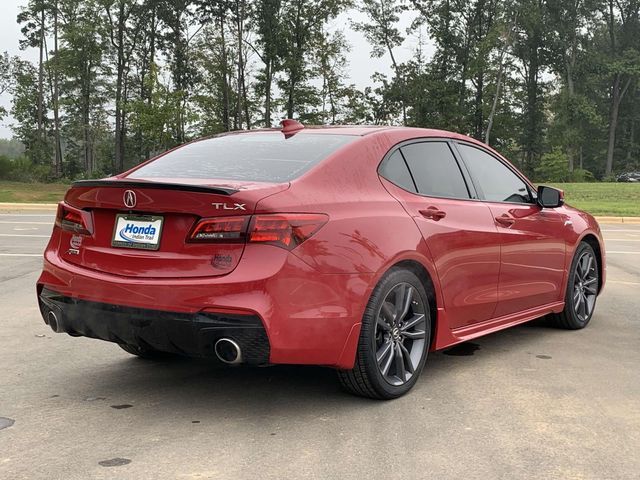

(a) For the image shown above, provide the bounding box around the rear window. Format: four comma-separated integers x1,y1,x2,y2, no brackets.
127,133,356,182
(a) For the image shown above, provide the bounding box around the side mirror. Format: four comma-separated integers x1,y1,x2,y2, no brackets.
537,185,564,208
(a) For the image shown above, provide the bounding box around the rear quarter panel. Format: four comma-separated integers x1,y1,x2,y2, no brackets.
255,131,446,318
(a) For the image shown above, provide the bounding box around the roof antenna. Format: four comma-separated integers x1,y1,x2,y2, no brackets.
280,119,304,138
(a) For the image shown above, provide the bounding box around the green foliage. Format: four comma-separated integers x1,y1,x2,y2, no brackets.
0,139,26,158
571,168,596,183
2,0,639,182
0,154,52,182
535,148,571,182
535,148,596,182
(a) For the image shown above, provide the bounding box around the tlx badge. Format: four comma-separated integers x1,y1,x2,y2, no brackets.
211,203,246,211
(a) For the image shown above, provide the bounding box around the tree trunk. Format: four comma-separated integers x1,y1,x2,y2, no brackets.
235,1,244,129
605,74,629,176
37,6,45,142
474,71,484,140
52,0,62,177
386,41,406,125
287,75,295,119
219,15,230,131
264,60,272,127
485,13,516,145
113,1,126,173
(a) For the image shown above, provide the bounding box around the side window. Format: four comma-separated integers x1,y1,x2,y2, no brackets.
400,142,470,199
379,150,417,193
457,144,532,204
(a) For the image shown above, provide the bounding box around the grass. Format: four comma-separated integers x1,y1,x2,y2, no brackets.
0,180,638,217
549,182,640,217
0,181,69,203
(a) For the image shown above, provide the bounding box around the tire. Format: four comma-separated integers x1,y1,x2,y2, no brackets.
550,241,599,329
118,342,171,360
337,268,431,400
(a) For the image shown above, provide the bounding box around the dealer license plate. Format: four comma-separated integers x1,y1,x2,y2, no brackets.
111,214,164,250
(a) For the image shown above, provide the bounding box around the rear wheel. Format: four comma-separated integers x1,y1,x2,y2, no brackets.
337,268,431,399
118,343,171,360
550,242,599,329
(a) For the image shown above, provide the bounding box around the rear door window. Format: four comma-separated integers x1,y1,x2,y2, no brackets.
400,142,470,199
128,133,356,182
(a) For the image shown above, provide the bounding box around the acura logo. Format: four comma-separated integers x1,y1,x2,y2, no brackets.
123,190,137,209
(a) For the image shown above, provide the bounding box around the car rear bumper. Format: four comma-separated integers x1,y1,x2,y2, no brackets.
37,244,374,368
38,287,271,363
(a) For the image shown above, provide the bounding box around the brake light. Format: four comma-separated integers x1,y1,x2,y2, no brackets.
188,216,250,242
55,202,93,235
248,214,328,250
188,213,328,250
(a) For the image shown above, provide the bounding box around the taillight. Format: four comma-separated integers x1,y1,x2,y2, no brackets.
55,202,93,235
188,216,250,242
248,214,328,250
188,213,328,250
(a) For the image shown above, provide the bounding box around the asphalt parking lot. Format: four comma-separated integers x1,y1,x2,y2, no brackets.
0,211,639,480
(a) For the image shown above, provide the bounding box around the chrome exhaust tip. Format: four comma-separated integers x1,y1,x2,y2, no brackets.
47,311,60,333
214,338,242,365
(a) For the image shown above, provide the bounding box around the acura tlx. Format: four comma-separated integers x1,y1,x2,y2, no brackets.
37,120,605,399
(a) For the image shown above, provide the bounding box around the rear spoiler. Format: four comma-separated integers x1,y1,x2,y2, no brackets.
71,179,237,196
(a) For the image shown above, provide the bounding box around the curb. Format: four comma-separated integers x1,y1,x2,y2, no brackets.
0,202,58,212
594,216,640,224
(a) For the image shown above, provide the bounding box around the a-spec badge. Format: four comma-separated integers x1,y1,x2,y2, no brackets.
123,190,137,209
212,203,246,211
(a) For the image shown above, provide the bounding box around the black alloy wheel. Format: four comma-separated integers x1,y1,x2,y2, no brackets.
551,241,599,329
338,268,431,399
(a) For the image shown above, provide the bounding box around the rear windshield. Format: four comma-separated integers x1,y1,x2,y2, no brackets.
127,133,356,182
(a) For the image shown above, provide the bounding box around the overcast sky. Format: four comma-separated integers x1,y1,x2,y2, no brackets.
0,0,432,139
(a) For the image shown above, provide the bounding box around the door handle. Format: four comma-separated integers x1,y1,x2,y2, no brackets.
495,215,515,227
419,207,446,221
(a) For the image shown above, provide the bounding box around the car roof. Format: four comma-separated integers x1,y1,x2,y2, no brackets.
218,125,479,140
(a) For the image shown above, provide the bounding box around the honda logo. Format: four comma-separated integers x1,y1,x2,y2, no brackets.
123,190,137,209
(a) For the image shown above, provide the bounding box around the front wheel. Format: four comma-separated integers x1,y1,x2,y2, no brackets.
337,268,431,399
550,242,599,329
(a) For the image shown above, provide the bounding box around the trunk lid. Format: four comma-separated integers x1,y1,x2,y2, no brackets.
58,178,288,278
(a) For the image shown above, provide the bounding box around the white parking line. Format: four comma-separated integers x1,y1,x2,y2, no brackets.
0,221,52,225
0,253,42,257
604,239,640,242
606,251,640,255
0,214,55,217
0,234,50,238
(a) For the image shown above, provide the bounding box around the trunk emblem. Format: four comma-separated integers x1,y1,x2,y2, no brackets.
123,190,137,208
212,202,246,211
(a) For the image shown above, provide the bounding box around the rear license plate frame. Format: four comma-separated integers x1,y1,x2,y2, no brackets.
111,214,164,251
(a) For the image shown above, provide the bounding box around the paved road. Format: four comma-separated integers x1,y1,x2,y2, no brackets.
0,211,639,480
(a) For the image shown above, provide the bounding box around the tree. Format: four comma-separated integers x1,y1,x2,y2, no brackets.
251,0,282,127
17,0,48,159
354,0,407,123
0,52,20,121
602,0,640,176
101,0,144,173
278,0,347,120
511,0,550,174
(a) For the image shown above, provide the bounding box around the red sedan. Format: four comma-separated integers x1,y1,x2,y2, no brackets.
37,121,605,399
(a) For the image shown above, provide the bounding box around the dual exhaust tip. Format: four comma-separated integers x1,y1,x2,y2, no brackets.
214,338,242,365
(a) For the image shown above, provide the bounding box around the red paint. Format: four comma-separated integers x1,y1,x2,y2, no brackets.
37,126,605,369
